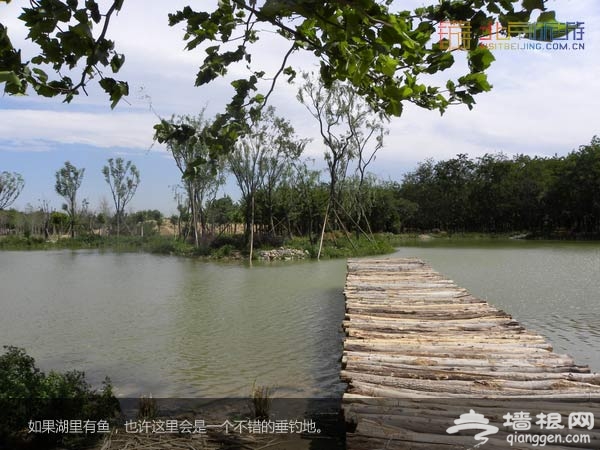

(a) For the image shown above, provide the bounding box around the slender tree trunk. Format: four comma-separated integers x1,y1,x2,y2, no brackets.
249,194,255,265
244,195,252,246
200,208,207,239
190,184,199,247
70,201,75,238
317,200,330,261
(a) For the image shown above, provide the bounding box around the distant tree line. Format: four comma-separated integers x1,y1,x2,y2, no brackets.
398,136,600,236
2,132,599,241
0,157,140,238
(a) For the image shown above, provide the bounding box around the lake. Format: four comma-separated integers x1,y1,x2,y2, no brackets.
0,250,347,397
1,241,599,398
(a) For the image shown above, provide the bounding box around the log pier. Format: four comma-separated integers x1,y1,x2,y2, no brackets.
342,258,600,449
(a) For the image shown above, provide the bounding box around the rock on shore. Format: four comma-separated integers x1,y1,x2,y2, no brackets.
258,247,310,261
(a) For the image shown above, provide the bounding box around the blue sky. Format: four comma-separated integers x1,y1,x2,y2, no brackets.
1,0,599,215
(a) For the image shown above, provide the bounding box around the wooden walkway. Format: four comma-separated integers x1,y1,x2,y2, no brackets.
342,258,600,449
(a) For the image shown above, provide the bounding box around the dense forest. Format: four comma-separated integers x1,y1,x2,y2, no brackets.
399,136,600,236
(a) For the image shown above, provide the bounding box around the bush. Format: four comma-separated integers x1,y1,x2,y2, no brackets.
209,234,245,250
147,237,178,254
0,346,120,449
212,243,235,257
0,235,48,249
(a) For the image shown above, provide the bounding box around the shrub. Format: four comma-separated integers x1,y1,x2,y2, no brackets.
212,243,235,257
0,346,120,449
209,234,244,250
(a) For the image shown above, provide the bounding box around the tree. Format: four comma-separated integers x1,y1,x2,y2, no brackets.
258,109,307,237
50,211,70,235
0,0,128,107
55,161,84,238
164,113,225,247
39,198,51,239
102,157,140,237
206,196,240,235
1,1,557,161
0,171,25,210
298,73,386,257
228,106,304,262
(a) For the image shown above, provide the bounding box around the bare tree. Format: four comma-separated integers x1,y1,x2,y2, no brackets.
38,199,51,239
102,158,140,237
297,72,387,258
0,171,25,210
55,161,85,238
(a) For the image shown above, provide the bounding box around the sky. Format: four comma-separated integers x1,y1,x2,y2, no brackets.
1,0,599,215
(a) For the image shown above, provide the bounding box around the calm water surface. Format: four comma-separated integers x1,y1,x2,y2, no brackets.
1,242,599,398
0,250,347,397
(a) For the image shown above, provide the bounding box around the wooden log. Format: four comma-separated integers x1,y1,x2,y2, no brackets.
343,351,579,371
344,338,553,351
342,258,600,450
342,362,600,383
346,380,600,399
343,344,562,360
344,371,600,394
345,330,550,344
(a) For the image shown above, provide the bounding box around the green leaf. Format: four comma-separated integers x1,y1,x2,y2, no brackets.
522,0,545,12
99,77,128,108
538,11,556,22
32,67,48,83
283,66,296,82
425,51,454,74
377,55,397,77
110,53,125,73
0,70,21,87
468,46,495,72
252,93,265,104
459,72,492,93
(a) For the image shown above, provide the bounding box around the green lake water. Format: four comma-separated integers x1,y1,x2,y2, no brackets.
1,241,598,397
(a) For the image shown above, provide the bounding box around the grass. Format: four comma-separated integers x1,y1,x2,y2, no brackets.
137,395,159,419
250,383,272,420
0,234,197,254
285,232,396,259
0,231,400,260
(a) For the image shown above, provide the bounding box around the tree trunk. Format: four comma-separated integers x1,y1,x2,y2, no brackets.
317,200,330,261
190,184,199,247
249,194,255,265
70,205,75,238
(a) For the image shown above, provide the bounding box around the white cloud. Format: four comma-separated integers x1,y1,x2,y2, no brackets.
0,109,162,151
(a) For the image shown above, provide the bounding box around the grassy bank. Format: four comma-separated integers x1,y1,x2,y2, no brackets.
0,232,398,259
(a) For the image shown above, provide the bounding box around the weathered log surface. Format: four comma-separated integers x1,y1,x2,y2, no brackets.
342,258,600,450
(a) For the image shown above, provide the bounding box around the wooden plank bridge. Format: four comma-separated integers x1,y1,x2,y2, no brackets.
342,258,600,449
